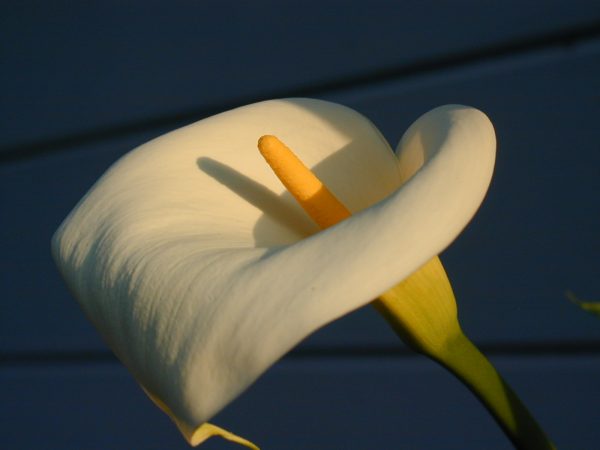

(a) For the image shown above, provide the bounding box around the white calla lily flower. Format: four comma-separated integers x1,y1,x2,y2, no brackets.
52,99,495,445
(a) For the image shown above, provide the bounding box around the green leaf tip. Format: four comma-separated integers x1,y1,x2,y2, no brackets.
566,291,600,318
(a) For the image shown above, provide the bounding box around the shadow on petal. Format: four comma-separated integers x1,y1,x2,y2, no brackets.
197,157,317,247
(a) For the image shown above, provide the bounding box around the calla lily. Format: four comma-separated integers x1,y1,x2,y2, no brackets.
53,99,497,445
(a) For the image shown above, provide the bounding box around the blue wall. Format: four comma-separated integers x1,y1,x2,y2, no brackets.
2,2,599,449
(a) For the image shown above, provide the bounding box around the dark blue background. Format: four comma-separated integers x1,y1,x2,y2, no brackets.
1,1,599,449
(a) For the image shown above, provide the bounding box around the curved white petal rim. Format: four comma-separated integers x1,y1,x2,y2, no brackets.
52,99,495,437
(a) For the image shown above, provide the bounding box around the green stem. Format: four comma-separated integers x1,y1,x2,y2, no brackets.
372,256,555,449
433,331,555,450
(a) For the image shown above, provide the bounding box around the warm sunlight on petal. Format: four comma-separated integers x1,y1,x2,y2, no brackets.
52,99,495,441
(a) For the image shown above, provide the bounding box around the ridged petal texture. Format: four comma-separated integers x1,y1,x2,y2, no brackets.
52,99,495,435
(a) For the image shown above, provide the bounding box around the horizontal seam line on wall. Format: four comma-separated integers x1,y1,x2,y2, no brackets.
1,21,600,164
2,340,600,367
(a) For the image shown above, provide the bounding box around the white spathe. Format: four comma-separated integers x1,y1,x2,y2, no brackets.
52,99,495,434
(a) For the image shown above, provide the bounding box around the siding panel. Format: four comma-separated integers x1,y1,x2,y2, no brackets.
2,42,599,353
2,0,599,152
1,355,598,449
